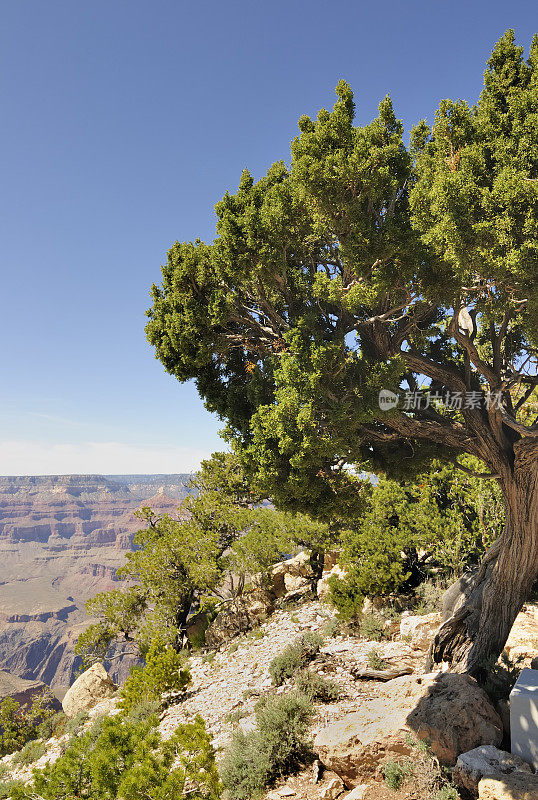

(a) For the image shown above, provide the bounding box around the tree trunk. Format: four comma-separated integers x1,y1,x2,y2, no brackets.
430,438,538,677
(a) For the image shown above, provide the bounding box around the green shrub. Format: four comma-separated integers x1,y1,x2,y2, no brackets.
359,613,386,641
432,787,460,800
269,632,323,686
123,699,161,725
0,699,32,757
367,648,388,670
295,670,340,702
0,780,24,800
11,739,46,766
220,692,314,799
119,638,191,713
0,690,59,758
36,712,66,741
9,713,220,800
383,758,414,790
63,710,90,739
321,617,342,638
413,580,445,615
327,574,364,620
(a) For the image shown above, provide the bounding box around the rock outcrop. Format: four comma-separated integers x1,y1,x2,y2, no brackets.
0,669,60,710
478,772,538,799
62,663,117,717
204,592,274,647
453,745,533,795
314,672,502,785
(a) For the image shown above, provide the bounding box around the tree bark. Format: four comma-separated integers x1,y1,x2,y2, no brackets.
429,438,538,677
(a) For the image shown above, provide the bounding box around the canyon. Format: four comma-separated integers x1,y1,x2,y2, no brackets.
0,474,191,697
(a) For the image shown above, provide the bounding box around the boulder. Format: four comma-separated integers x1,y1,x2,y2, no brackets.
399,613,441,649
320,776,345,799
478,772,538,799
453,745,533,795
204,592,273,647
318,566,346,601
314,672,502,786
284,573,310,593
62,663,117,717
406,673,502,764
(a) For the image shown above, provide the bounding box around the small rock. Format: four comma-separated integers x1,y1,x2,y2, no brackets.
320,776,345,800
478,772,538,799
313,759,321,784
399,612,441,649
277,787,296,797
343,787,367,800
453,745,532,795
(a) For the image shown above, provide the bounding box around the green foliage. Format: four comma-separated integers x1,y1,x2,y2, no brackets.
36,712,66,741
63,710,90,739
0,689,56,758
359,613,387,641
10,713,220,800
383,758,414,790
432,788,460,800
295,670,340,702
0,699,32,757
413,580,446,615
119,638,191,713
329,459,503,618
367,648,388,670
220,692,314,799
0,781,24,800
11,739,46,766
269,632,324,686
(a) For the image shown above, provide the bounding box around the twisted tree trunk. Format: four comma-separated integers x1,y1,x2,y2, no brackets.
430,439,538,676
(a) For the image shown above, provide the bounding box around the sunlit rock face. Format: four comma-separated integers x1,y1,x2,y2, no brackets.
0,474,191,697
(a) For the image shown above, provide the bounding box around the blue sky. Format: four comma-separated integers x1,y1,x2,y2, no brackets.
1,1,536,475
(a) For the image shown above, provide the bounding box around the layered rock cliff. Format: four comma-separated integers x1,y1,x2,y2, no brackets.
0,474,191,697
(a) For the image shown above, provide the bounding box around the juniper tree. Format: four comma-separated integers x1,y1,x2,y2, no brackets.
147,31,538,675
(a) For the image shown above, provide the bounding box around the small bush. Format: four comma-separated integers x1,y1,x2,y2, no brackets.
321,617,342,638
123,699,161,725
119,638,191,713
37,711,67,741
359,613,386,641
220,692,314,799
367,648,388,670
269,632,323,686
413,580,445,615
383,758,414,790
0,780,24,799
295,670,340,702
432,787,460,800
63,710,90,738
11,738,46,766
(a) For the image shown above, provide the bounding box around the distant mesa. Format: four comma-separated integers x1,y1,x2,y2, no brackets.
0,474,192,697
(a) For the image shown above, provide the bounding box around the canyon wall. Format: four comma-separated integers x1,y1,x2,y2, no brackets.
0,474,191,697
